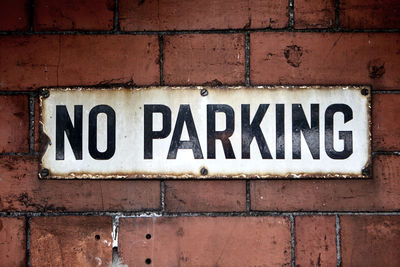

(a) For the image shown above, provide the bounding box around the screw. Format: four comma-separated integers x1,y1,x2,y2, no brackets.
200,167,208,176
361,88,369,96
200,89,208,96
40,89,50,98
40,168,49,178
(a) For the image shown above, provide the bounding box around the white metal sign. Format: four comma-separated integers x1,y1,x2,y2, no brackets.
39,86,371,179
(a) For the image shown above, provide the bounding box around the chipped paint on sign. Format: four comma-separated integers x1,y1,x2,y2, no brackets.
40,86,371,179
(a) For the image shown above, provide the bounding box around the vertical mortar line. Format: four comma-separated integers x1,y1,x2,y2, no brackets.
113,0,120,32
26,216,31,267
290,214,295,267
336,215,342,267
160,180,166,213
288,0,294,30
245,180,251,212
159,35,165,86
28,94,35,154
112,216,120,264
29,0,34,32
244,32,250,86
335,0,340,30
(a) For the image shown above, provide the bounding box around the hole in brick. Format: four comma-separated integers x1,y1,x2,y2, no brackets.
145,258,152,264
146,234,152,239
95,235,100,240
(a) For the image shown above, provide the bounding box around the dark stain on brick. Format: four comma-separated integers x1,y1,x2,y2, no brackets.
203,79,223,86
0,219,3,231
177,227,184,237
284,45,303,67
368,59,385,79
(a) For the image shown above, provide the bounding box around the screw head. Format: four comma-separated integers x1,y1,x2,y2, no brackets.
200,89,208,96
361,88,369,96
40,89,50,98
40,168,49,178
200,167,208,176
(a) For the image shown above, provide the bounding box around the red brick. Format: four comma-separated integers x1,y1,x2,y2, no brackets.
0,35,159,90
372,93,400,151
0,95,29,153
0,217,26,267
341,216,400,266
34,0,114,31
0,0,29,31
119,216,291,266
250,33,400,90
251,155,400,211
164,34,245,85
0,156,160,212
31,216,112,267
295,216,337,267
165,180,246,212
119,0,287,31
0,36,59,90
294,0,335,28
340,0,400,29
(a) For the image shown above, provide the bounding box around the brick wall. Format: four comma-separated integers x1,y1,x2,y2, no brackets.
0,0,399,266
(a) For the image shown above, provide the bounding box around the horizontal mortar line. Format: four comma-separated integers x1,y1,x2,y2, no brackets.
0,28,400,36
372,90,400,94
0,152,35,156
372,151,400,156
1,211,400,218
0,91,38,95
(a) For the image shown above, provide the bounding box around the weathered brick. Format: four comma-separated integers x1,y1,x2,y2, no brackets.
0,0,29,31
251,155,400,211
0,217,26,267
372,93,400,151
295,216,337,266
340,0,400,29
31,216,112,267
250,33,400,90
0,35,159,90
0,95,29,153
0,156,160,212
165,180,246,212
294,0,335,28
34,0,114,31
119,216,291,266
119,0,287,31
164,34,245,85
341,216,400,266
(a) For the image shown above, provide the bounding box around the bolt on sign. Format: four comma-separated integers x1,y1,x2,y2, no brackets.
39,86,371,179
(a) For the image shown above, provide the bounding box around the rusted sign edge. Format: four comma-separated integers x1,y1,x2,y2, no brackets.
39,85,372,180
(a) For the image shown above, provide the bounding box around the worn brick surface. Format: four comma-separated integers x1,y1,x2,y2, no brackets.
340,0,400,29
0,0,29,31
0,95,29,153
341,216,400,266
251,33,400,90
372,93,400,151
294,0,335,28
0,217,26,267
165,180,246,212
31,216,112,267
164,34,245,85
119,216,291,266
119,0,287,31
0,35,159,90
0,156,160,212
295,216,337,267
34,0,114,31
251,155,400,211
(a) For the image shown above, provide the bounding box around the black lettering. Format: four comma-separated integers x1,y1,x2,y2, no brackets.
207,104,235,159
88,105,116,160
292,104,320,159
144,105,171,159
241,104,272,159
167,105,203,159
325,104,353,159
276,104,285,159
56,105,82,160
